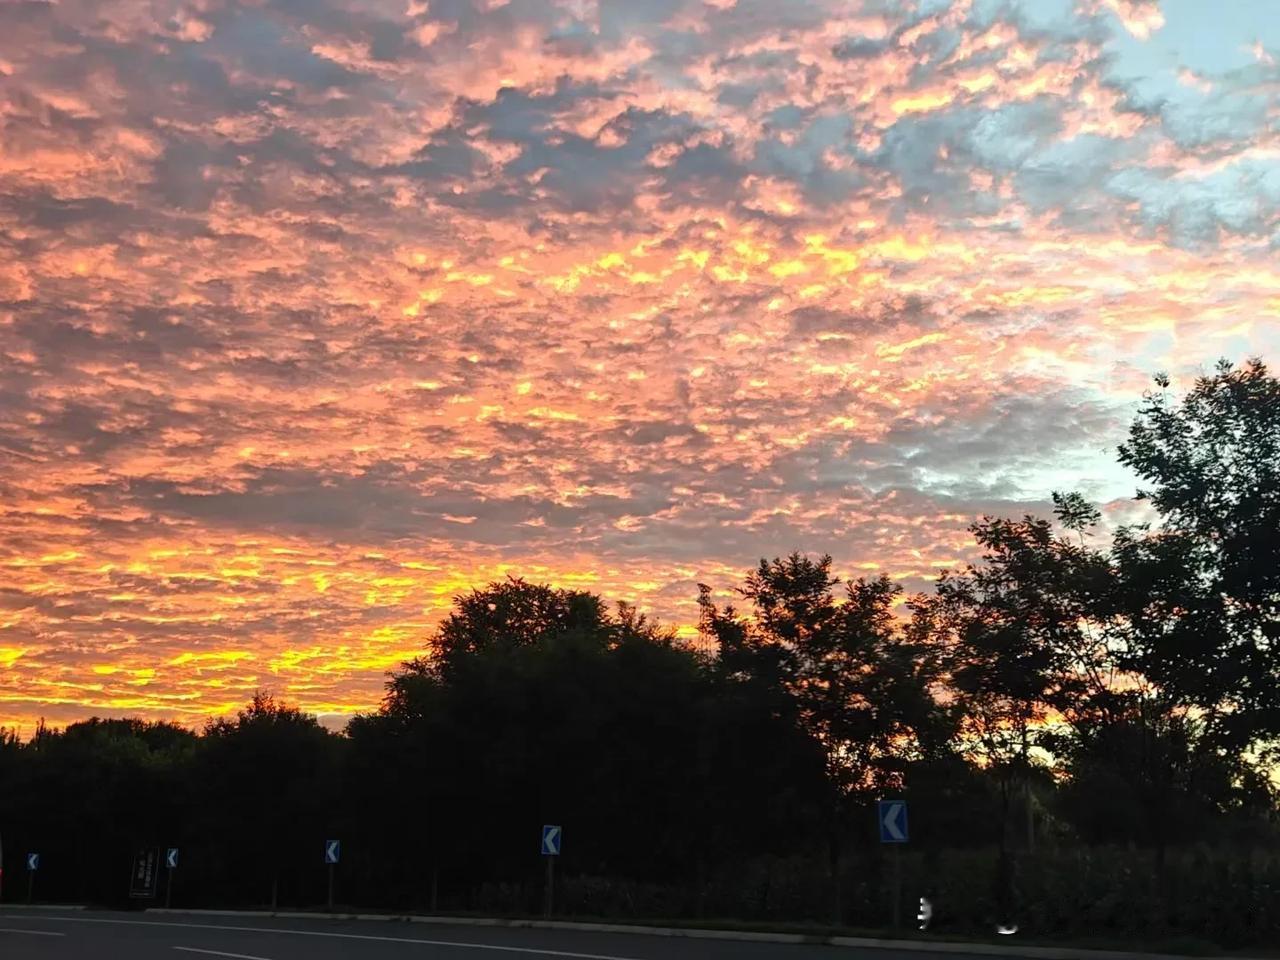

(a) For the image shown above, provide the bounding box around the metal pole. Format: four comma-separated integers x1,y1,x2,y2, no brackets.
327,862,335,911
27,868,34,904
166,866,173,908
430,865,439,913
891,845,902,931
543,856,554,918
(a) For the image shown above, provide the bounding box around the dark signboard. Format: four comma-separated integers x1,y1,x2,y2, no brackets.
129,847,159,898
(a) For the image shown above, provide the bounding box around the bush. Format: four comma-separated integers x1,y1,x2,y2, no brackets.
462,845,1280,950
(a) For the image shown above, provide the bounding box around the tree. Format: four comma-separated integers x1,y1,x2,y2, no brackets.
916,497,1122,924
1116,358,1280,755
1049,708,1265,847
348,577,828,911
922,502,1120,792
424,577,611,676
198,693,340,907
699,554,944,922
0,718,196,904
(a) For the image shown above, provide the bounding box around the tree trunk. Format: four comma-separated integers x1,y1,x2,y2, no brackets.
1149,839,1168,935
829,812,843,927
695,854,706,919
831,852,843,927
996,774,1015,928
1025,779,1035,852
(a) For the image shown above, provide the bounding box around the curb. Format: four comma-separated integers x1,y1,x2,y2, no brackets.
0,903,87,911
143,909,1267,959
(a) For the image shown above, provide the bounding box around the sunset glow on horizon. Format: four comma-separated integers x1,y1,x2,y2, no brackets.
2,0,1278,733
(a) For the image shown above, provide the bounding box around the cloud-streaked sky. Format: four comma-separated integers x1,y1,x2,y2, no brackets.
2,0,1278,731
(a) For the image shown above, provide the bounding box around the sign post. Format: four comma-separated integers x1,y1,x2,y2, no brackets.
878,800,908,931
324,840,340,911
26,852,38,903
129,848,159,900
540,825,561,918
165,848,179,908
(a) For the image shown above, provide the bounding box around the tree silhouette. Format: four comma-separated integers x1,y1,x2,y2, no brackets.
1117,358,1280,756
700,554,944,923
347,578,827,908
198,693,340,907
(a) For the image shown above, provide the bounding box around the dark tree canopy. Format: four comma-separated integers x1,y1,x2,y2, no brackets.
427,576,612,671
1117,358,1280,752
700,554,945,802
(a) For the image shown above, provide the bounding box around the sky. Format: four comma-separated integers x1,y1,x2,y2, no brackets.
1,0,1278,733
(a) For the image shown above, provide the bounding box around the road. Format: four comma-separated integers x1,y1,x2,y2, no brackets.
0,910,1008,960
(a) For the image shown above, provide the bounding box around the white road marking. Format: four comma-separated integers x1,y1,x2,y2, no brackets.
0,916,644,960
175,948,274,960
0,927,67,936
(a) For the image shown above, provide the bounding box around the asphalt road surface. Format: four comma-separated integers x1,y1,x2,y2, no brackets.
0,911,1010,960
